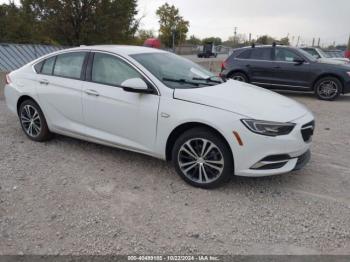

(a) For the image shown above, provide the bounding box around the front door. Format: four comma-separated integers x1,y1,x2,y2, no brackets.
273,48,311,89
82,52,160,154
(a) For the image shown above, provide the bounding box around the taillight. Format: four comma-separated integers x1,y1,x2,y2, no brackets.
345,50,350,59
221,61,227,71
5,73,11,85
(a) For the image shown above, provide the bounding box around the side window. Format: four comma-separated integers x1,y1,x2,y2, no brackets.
92,53,142,86
275,48,302,62
53,52,86,79
250,48,272,60
237,49,252,59
34,61,44,73
41,56,56,75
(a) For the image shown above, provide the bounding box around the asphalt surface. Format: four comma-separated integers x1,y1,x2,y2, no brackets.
1,87,350,255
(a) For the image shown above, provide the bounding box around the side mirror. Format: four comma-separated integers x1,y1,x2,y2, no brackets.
121,78,153,94
293,58,305,64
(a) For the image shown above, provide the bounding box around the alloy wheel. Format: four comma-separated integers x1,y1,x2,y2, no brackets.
317,80,338,99
177,138,224,184
20,105,42,138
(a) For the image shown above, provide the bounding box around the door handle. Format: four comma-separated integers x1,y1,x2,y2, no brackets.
84,89,100,97
39,79,49,85
273,66,281,69
246,64,251,68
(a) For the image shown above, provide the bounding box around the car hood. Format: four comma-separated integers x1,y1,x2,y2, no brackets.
174,80,309,122
317,58,349,64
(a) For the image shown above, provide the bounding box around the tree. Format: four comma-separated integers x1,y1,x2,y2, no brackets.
186,35,201,45
202,37,222,45
0,2,37,43
223,34,247,47
156,3,189,48
256,35,276,45
347,35,350,50
279,37,290,46
133,29,155,45
1,0,139,46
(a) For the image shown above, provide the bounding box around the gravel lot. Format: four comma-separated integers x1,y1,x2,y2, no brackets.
1,84,350,255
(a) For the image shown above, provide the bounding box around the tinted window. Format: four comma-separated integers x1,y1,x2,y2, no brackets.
92,53,141,86
250,48,272,60
41,56,56,75
275,48,302,62
302,48,320,58
53,52,86,79
34,61,44,73
237,49,252,59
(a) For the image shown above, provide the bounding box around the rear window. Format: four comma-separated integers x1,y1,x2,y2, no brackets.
53,52,86,79
41,56,56,75
250,48,272,60
34,61,44,73
237,49,252,59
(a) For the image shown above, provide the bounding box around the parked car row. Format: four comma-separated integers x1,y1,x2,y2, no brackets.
301,47,349,63
221,44,350,101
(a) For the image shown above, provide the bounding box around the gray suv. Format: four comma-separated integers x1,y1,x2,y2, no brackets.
220,45,350,101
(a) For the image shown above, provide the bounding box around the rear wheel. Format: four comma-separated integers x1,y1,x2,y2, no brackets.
19,99,53,142
314,77,341,101
172,128,234,189
229,72,248,82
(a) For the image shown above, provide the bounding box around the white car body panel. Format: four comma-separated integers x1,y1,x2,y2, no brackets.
4,45,315,178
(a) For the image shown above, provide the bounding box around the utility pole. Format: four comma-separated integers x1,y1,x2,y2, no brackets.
296,36,300,47
312,38,315,47
234,27,237,46
317,38,320,47
249,33,251,43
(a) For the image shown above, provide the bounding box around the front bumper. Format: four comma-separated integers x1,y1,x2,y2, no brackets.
233,113,314,177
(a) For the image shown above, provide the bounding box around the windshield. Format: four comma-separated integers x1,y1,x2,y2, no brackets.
131,52,223,89
298,49,317,62
317,48,330,58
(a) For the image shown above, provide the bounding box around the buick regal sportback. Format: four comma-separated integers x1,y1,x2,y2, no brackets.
4,46,315,188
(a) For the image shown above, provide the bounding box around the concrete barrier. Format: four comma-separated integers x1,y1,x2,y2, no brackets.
0,72,6,99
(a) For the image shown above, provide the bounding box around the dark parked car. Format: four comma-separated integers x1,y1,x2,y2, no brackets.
221,45,350,100
198,42,217,58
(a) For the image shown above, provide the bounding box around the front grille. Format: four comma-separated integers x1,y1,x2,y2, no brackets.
301,121,315,142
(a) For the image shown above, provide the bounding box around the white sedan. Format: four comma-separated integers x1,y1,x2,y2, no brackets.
4,46,315,188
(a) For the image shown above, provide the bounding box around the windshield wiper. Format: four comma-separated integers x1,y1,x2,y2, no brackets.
192,76,223,84
162,77,213,86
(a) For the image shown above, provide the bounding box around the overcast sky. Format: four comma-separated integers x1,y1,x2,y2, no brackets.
137,0,350,46
2,0,349,46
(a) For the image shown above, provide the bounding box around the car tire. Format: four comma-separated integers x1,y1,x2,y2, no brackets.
314,77,341,101
229,72,248,82
172,127,234,189
19,99,53,142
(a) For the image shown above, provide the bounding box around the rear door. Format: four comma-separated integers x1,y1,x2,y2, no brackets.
241,47,280,85
36,51,88,132
273,48,312,89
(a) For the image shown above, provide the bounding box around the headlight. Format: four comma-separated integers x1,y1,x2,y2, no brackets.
241,119,296,137
346,72,350,77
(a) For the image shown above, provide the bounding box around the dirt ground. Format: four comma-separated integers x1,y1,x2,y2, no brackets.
1,83,350,255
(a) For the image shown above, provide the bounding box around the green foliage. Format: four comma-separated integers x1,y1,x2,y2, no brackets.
133,29,155,45
279,37,290,45
256,35,276,45
156,3,189,48
202,37,222,45
186,35,201,45
0,0,139,46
